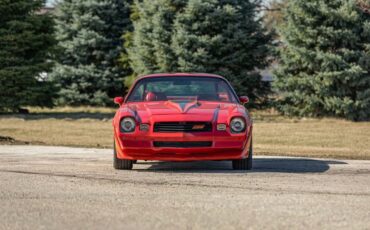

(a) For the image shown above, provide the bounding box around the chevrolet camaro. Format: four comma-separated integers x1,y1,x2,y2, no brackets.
112,73,253,170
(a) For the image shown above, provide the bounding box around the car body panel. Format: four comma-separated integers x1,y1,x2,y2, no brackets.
113,73,252,162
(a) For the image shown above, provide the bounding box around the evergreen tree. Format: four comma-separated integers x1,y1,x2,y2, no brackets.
275,0,370,121
263,0,287,37
126,0,271,106
51,0,131,106
126,0,186,74
172,0,271,104
0,0,55,112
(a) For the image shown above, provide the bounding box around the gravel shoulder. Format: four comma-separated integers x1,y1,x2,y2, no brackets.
0,145,369,230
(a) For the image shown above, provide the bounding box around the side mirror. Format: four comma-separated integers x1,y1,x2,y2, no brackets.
239,96,249,104
114,97,124,106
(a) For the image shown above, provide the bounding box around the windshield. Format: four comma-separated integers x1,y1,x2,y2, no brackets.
126,76,238,103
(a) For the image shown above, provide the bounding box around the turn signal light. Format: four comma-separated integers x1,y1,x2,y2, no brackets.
217,124,227,131
140,124,150,131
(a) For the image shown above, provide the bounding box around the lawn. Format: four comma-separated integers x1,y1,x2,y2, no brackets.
0,107,369,160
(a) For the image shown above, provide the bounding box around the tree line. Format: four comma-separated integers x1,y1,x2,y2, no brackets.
0,0,369,121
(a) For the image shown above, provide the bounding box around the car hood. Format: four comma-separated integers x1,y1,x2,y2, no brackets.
132,100,220,115
118,100,247,123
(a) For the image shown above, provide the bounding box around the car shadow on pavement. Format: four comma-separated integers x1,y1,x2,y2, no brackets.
138,158,346,173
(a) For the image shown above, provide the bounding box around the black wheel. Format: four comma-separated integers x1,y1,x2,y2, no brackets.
113,141,133,170
232,139,253,170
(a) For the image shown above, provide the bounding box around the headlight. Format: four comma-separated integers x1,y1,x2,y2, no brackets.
120,117,136,133
230,117,246,133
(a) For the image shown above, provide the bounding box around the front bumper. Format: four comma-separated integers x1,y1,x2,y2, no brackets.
114,131,252,161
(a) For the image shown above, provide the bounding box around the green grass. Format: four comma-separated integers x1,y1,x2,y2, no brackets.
0,107,369,160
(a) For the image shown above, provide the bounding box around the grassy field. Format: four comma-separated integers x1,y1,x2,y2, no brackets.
0,107,369,160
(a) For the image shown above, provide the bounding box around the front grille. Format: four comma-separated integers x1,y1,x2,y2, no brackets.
153,141,212,148
154,122,212,132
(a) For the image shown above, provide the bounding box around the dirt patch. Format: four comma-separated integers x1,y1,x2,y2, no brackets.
0,136,30,145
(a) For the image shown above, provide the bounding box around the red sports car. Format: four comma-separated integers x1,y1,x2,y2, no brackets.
112,73,253,170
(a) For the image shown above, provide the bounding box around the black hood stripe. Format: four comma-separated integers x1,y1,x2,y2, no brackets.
212,105,221,123
170,100,200,113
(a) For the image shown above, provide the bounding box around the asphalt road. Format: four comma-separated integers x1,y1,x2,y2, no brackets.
0,145,369,230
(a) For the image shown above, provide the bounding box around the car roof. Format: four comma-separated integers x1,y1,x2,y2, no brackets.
137,73,226,80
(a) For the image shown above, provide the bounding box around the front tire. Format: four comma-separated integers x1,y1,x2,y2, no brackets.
113,141,133,170
232,139,253,170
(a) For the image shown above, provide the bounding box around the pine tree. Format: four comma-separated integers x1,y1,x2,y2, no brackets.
125,0,271,106
0,0,55,112
126,0,186,74
263,0,287,36
275,0,370,121
51,0,131,106
172,0,271,104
